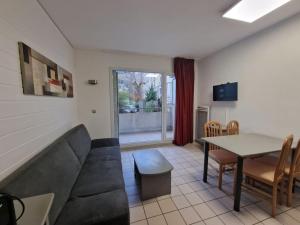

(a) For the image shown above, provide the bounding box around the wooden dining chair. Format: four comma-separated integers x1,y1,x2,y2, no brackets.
286,140,300,206
255,139,300,207
226,120,239,135
242,135,294,217
204,121,237,189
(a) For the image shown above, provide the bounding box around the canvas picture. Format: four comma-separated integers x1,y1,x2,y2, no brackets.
18,42,74,97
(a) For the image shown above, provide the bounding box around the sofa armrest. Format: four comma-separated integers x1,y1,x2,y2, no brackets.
91,138,120,148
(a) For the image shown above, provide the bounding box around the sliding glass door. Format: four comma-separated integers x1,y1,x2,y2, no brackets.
111,70,175,146
165,75,176,140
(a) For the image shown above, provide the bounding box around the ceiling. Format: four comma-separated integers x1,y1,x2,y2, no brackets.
38,0,300,59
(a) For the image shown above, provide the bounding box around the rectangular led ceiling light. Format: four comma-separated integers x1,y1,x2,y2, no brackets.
223,0,292,23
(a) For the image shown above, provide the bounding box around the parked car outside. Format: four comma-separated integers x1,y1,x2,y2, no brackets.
119,105,138,113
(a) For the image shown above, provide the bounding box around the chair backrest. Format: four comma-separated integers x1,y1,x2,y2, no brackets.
274,135,294,181
227,120,239,135
204,121,222,150
289,139,300,176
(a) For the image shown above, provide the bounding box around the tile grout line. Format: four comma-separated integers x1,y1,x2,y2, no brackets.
125,147,300,225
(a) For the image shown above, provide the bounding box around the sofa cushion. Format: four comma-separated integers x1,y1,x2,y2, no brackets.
91,138,119,148
65,124,92,164
55,190,129,225
89,146,121,162
71,156,124,197
1,140,81,225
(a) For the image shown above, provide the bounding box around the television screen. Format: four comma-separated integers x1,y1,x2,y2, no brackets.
213,82,238,101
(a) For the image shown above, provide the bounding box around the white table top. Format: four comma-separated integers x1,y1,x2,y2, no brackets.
202,133,296,157
14,193,54,225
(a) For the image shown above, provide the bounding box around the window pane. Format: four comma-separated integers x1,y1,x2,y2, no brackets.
117,71,162,144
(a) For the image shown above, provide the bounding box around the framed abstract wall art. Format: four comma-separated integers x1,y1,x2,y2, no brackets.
18,42,74,97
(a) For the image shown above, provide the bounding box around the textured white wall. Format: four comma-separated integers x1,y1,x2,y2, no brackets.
75,49,174,139
0,0,78,181
198,14,300,139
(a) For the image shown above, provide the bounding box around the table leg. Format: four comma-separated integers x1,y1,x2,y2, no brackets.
293,179,296,193
234,156,244,211
203,142,209,183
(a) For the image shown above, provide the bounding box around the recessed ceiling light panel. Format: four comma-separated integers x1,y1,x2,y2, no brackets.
223,0,292,23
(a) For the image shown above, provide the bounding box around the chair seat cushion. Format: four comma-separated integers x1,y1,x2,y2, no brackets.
71,151,124,197
209,149,237,164
255,155,291,174
243,159,279,185
55,189,129,225
255,155,279,165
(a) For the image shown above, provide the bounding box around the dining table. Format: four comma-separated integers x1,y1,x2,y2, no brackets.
201,133,296,212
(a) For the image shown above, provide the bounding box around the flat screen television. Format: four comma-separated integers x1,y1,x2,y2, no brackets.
213,82,238,101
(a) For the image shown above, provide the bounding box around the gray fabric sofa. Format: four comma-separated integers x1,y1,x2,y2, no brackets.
0,124,129,225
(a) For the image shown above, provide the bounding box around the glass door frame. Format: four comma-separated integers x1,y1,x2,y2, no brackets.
109,67,174,147
165,74,176,140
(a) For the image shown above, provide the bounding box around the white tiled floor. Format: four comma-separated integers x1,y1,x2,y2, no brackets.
122,144,300,225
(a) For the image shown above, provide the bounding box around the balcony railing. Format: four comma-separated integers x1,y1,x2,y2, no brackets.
119,105,175,134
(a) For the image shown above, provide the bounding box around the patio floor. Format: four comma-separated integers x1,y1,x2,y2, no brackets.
119,131,174,145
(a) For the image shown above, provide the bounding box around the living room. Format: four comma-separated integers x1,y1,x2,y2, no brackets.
1,1,300,225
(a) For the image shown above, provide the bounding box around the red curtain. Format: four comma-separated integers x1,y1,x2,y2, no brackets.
173,57,195,146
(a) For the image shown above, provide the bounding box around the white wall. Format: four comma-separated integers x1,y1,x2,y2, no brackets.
197,13,300,139
0,0,78,181
75,50,174,139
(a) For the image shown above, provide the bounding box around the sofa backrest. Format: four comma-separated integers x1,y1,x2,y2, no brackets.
64,124,92,164
0,139,81,225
